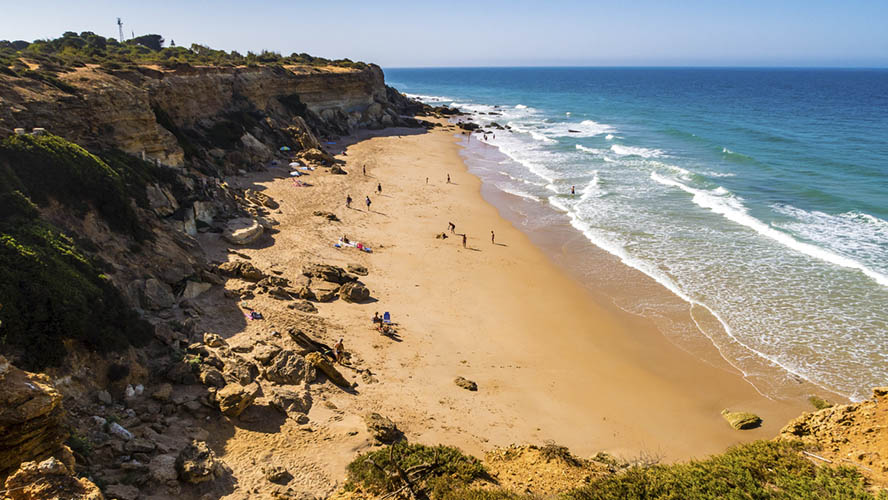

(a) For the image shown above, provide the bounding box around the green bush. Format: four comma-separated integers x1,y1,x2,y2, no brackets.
809,395,834,410
0,136,154,370
563,440,885,500
346,442,488,498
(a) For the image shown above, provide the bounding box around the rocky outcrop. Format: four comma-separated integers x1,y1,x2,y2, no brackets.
3,456,104,500
302,263,355,284
778,387,888,485
223,217,264,245
263,350,315,385
0,356,67,474
175,440,222,484
339,281,370,303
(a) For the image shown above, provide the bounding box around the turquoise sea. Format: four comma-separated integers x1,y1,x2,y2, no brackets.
386,67,888,401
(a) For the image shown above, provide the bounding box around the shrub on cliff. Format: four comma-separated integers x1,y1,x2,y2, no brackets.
0,134,150,240
346,442,488,498
0,190,152,369
564,440,884,500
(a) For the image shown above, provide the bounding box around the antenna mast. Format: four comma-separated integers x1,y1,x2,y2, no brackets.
117,18,124,42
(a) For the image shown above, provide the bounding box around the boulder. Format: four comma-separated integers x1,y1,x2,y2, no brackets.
287,300,317,313
124,437,156,454
203,332,227,348
312,282,340,302
252,343,282,366
181,280,212,300
268,388,312,415
175,440,221,484
330,165,346,175
245,189,280,210
339,281,370,303
148,454,178,485
302,264,354,284
0,357,67,473
299,147,334,165
146,183,179,217
296,286,316,301
269,286,292,300
364,413,401,443
151,384,173,402
223,218,264,245
721,409,762,430
199,367,226,388
454,377,478,391
221,355,259,385
97,389,113,405
108,422,133,441
3,457,104,500
215,382,260,418
142,279,176,310
305,352,349,387
346,264,368,276
263,351,315,385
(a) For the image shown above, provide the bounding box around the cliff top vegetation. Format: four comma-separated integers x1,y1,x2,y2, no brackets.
0,31,368,89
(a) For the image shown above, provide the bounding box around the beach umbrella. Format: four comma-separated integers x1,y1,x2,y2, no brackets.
279,146,291,151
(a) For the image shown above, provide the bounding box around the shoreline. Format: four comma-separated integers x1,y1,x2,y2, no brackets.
270,121,810,459
457,135,849,404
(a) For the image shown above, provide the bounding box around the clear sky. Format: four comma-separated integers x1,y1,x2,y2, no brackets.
2,0,887,68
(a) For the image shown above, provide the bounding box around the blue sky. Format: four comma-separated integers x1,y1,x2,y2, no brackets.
2,0,887,67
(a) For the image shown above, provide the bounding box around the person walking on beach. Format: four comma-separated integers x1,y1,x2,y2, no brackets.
462,234,467,248
448,222,456,233
491,230,495,244
377,182,382,194
346,194,352,208
426,177,429,184
447,174,451,184
365,196,372,211
363,165,366,176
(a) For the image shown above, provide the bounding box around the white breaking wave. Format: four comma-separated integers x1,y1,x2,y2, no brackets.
651,173,888,287
497,185,540,202
497,170,547,187
575,144,606,155
705,171,737,178
610,144,664,158
515,104,528,109
605,134,615,140
545,120,615,138
404,93,455,103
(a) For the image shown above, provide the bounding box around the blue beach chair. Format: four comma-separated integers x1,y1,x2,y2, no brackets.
383,312,392,325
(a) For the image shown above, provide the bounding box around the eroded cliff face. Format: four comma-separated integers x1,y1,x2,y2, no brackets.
0,63,416,171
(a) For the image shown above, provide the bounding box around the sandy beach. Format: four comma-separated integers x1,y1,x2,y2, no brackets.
198,119,823,495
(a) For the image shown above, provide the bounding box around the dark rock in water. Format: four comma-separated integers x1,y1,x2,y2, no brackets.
568,129,581,133
458,122,479,131
364,413,402,443
721,409,762,430
454,376,478,391
175,440,221,484
339,281,370,303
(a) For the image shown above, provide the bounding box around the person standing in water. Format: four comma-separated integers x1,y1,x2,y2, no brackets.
571,185,575,195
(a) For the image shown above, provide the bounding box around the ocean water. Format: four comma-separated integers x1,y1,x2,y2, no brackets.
386,67,888,401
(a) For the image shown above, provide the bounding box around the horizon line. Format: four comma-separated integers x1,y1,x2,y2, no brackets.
383,64,888,70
